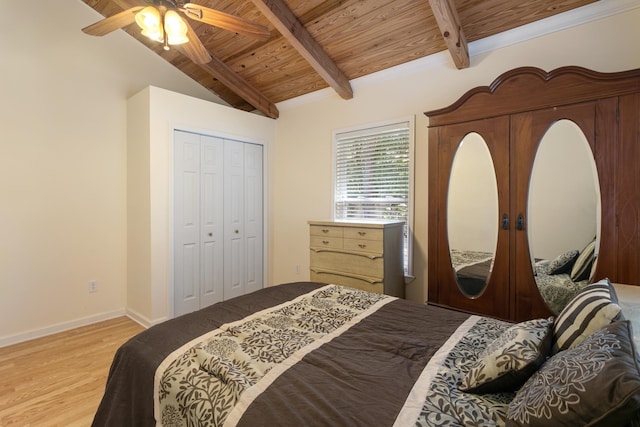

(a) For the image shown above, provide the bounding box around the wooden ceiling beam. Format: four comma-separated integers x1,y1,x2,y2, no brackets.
249,0,353,100
194,53,280,119
428,0,470,69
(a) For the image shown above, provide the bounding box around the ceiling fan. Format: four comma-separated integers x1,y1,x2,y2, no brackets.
82,0,270,64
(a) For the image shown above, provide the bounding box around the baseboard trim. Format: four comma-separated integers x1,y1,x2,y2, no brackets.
124,308,151,328
0,309,127,348
125,308,168,329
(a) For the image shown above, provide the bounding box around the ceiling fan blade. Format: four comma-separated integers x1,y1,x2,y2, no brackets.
82,6,144,36
182,4,270,41
178,19,213,64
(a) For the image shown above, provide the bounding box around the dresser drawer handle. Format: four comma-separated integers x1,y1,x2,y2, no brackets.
322,240,330,245
358,231,366,236
358,244,366,249
322,229,330,233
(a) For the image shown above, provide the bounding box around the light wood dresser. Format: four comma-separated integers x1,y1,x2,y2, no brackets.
308,220,405,297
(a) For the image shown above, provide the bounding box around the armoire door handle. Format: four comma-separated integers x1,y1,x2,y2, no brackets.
501,213,509,230
516,213,525,231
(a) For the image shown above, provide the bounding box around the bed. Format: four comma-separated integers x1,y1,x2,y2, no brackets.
92,280,640,427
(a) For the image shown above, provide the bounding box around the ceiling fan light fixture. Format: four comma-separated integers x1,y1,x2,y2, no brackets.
135,6,163,42
164,10,189,46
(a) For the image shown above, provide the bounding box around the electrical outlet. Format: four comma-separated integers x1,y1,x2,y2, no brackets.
88,280,98,293
295,264,300,275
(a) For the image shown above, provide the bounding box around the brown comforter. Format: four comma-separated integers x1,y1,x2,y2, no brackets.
92,282,471,427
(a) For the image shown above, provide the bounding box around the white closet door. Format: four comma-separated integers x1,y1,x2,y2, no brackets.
175,131,264,315
200,136,224,307
174,130,201,316
223,140,245,299
244,143,263,294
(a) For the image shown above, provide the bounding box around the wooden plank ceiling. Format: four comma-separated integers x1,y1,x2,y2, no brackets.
80,0,598,119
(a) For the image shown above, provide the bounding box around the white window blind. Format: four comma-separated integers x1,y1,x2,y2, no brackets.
334,120,412,273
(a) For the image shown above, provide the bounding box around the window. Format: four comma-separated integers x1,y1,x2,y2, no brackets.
333,118,414,275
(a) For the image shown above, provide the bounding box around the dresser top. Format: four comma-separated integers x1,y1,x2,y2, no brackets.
308,220,405,229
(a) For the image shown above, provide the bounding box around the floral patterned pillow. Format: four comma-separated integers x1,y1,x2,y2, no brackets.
547,249,579,275
507,320,640,427
459,318,553,394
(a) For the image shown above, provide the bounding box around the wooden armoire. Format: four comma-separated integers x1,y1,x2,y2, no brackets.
425,66,640,322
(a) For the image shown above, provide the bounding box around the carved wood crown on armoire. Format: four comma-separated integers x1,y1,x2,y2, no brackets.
424,66,640,323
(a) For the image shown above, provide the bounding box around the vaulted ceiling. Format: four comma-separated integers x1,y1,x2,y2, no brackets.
80,0,598,118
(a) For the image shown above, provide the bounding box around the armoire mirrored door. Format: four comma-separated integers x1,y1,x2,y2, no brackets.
511,101,610,321
433,116,511,319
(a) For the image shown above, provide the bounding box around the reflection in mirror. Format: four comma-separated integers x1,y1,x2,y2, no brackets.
528,119,601,314
447,133,499,298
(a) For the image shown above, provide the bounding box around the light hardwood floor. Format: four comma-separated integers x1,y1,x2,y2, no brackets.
0,317,144,426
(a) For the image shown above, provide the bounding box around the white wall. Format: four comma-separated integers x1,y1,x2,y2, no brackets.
270,3,640,303
0,0,228,346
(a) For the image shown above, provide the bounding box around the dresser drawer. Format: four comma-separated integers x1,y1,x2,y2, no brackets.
310,270,384,294
310,235,343,249
311,249,383,278
343,238,383,253
343,227,383,241
310,225,343,238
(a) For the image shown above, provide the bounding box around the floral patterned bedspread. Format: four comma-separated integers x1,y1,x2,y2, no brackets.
151,284,516,427
154,285,393,426
450,249,493,271
399,316,516,427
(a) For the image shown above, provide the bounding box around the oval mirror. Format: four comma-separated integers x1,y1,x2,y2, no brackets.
447,133,499,298
528,119,601,314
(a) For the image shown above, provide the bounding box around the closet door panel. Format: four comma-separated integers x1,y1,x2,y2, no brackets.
174,131,201,315
181,244,198,301
200,136,224,307
244,143,263,294
224,140,246,300
434,117,511,319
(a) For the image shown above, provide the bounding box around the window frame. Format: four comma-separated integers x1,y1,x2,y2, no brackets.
331,116,415,276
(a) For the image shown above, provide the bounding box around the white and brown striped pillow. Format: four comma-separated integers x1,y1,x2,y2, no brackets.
570,239,596,281
552,279,621,353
